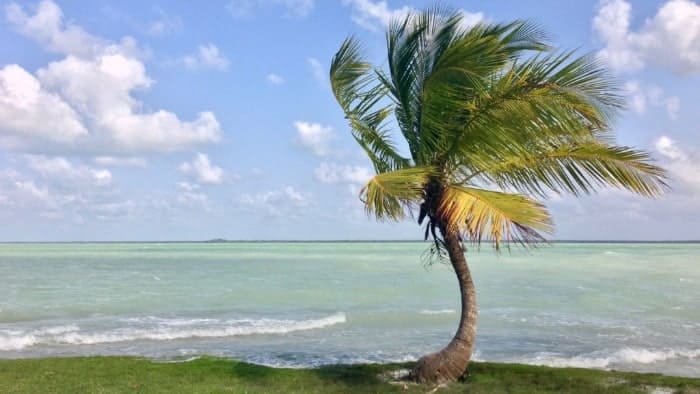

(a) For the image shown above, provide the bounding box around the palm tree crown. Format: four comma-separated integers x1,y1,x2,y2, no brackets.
330,8,666,252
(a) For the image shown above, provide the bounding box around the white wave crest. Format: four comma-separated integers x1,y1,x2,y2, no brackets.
0,325,79,351
0,334,37,351
0,313,346,350
419,309,456,315
521,347,700,369
615,348,700,364
35,324,80,335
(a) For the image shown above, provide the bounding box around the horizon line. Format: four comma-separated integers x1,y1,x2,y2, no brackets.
0,239,699,244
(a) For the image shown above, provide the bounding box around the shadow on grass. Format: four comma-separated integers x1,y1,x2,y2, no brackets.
310,363,393,386
229,361,279,381
228,359,415,389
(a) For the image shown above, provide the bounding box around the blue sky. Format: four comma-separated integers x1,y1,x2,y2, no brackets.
0,0,699,241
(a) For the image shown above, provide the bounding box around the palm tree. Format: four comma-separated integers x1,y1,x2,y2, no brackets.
329,7,666,384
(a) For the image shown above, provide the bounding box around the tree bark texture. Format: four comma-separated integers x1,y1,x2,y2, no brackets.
411,228,478,384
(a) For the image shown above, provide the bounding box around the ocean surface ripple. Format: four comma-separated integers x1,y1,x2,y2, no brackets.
1,242,698,377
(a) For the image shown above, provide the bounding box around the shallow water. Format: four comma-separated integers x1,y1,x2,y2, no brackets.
1,242,698,377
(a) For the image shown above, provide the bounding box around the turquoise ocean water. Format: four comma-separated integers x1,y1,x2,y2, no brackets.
0,242,698,377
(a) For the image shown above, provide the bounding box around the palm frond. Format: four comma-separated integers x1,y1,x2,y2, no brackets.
439,50,623,169
418,22,556,165
385,13,427,159
330,37,409,173
360,166,437,221
438,185,552,248
500,20,551,53
471,142,667,198
330,7,668,252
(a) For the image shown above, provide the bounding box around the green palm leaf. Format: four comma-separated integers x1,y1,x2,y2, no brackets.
471,142,667,198
438,51,623,170
329,6,669,383
330,6,667,249
330,37,409,173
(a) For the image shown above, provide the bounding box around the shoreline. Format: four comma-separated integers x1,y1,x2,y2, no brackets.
2,352,699,379
1,356,699,393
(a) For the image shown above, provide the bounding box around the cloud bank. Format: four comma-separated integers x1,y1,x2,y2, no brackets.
1,0,222,155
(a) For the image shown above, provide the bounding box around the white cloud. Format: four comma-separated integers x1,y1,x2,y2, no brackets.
90,200,136,221
176,181,209,207
456,9,485,29
1,1,222,155
283,186,307,204
226,0,255,18
593,0,639,71
314,162,372,184
624,81,659,114
226,0,314,18
546,136,700,240
147,7,182,36
178,191,208,206
655,136,700,192
5,0,107,57
180,153,224,184
594,0,700,74
0,64,87,143
307,57,325,85
266,73,285,85
178,181,200,192
342,0,411,31
0,160,218,225
624,81,680,120
25,155,112,187
238,186,310,217
665,96,681,120
93,156,146,167
282,0,314,16
37,51,221,152
14,179,50,202
0,160,135,222
294,121,333,156
183,44,230,71
342,0,483,32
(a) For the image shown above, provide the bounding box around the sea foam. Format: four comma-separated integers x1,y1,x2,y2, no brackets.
419,309,456,315
0,325,80,351
0,334,37,351
0,313,346,350
520,347,700,369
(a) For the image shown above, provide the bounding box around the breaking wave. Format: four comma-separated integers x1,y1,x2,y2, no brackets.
0,313,346,351
419,309,456,315
518,347,700,369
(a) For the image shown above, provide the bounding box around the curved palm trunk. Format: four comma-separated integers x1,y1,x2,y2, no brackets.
411,229,478,384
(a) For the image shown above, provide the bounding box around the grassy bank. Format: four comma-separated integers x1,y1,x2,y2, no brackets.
1,357,699,393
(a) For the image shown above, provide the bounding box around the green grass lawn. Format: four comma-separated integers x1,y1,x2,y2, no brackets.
1,357,699,393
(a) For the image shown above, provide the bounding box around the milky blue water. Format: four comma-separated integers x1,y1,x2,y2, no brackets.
0,242,698,377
